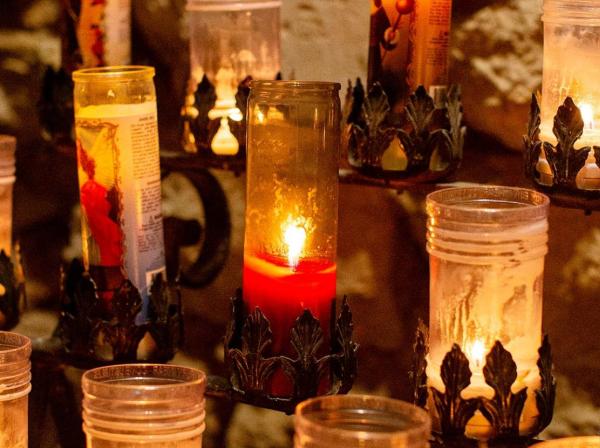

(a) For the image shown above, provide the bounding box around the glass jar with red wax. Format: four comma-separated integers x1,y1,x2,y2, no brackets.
244,80,341,396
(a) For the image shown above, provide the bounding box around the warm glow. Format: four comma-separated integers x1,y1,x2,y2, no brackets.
580,102,595,129
466,339,486,369
211,117,239,155
284,223,306,269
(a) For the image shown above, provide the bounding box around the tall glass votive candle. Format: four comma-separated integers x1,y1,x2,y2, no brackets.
72,66,166,313
82,364,207,448
0,136,16,255
426,186,550,439
243,81,341,396
187,0,281,155
539,0,600,188
0,332,32,448
295,395,431,448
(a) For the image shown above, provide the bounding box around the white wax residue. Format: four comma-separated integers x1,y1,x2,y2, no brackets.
77,102,156,119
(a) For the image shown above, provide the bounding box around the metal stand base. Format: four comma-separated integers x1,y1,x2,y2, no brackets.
206,290,358,414
412,326,555,443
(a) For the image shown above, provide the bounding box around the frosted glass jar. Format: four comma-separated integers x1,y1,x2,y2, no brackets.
425,186,549,439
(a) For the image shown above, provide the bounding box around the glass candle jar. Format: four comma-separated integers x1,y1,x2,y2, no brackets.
82,364,207,448
426,186,550,439
186,0,281,155
294,395,431,448
539,0,600,189
0,136,16,255
0,332,32,448
72,66,166,314
243,81,341,396
533,438,600,448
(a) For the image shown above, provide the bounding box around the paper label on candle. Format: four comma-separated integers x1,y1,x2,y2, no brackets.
368,0,415,112
77,0,131,68
75,102,165,306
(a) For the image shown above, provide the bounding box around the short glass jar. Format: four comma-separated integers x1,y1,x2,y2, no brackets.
0,331,32,448
82,364,207,447
294,395,431,448
426,186,550,439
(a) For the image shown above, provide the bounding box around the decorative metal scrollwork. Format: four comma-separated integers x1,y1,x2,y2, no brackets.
58,260,183,366
411,326,556,442
345,80,464,181
0,248,26,330
218,290,358,414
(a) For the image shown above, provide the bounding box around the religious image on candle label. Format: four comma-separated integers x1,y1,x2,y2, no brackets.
75,103,166,311
368,0,415,111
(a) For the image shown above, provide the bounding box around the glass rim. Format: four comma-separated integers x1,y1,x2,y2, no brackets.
426,186,550,224
250,80,341,92
533,436,600,447
73,66,155,82
187,0,281,11
295,394,431,442
82,364,206,393
0,331,31,360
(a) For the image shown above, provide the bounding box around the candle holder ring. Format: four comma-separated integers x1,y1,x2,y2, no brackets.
58,260,183,367
411,326,555,442
208,290,358,414
344,80,464,181
0,248,26,330
525,94,600,211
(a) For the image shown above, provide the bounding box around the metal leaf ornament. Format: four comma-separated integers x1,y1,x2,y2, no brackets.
331,297,358,394
398,87,452,170
431,344,479,437
524,94,542,179
446,85,466,160
193,75,217,147
479,341,527,438
281,310,329,401
229,308,278,393
543,97,590,185
410,322,429,408
534,335,556,434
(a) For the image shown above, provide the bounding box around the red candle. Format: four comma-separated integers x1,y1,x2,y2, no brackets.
243,223,336,396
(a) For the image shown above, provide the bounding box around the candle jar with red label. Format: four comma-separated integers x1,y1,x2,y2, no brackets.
243,80,341,396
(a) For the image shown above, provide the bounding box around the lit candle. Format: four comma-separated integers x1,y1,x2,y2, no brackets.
426,187,549,440
538,0,600,189
186,0,281,153
72,67,166,317
243,80,341,396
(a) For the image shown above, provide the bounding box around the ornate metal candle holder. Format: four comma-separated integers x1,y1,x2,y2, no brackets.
207,290,358,414
411,326,555,443
58,260,183,367
0,248,25,330
344,80,465,182
181,74,277,170
525,95,600,212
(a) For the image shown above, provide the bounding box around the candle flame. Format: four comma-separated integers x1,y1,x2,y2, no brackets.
467,339,486,369
580,102,595,130
284,224,306,269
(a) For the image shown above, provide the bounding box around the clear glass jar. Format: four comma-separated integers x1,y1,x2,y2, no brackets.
82,364,207,448
540,0,600,188
72,66,166,312
187,0,281,87
186,0,281,155
426,186,549,439
243,80,341,396
0,332,32,448
294,395,431,448
533,437,600,448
